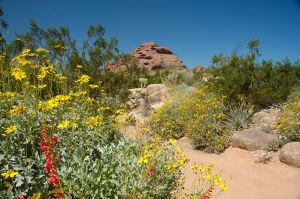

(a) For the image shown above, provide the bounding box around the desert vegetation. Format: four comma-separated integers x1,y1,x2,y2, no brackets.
0,6,300,199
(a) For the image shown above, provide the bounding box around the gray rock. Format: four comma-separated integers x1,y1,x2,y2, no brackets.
279,142,300,168
231,128,277,151
250,109,280,130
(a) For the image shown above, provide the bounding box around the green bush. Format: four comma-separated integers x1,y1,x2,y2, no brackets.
209,40,300,108
287,84,300,102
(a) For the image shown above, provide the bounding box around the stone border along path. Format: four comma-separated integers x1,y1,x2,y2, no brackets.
176,137,300,199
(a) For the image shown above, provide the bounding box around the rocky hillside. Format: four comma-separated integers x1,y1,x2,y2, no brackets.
105,42,186,71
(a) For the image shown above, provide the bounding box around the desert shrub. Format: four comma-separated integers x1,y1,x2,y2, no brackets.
277,100,300,143
223,100,254,131
59,137,185,198
287,84,300,102
150,85,231,153
182,87,231,153
209,39,300,108
0,49,185,198
149,84,193,139
176,71,195,86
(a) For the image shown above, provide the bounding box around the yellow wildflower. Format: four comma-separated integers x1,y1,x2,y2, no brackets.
11,68,26,81
22,48,31,54
70,122,78,129
35,48,49,53
75,74,90,84
88,84,99,89
220,183,229,191
178,159,185,165
190,195,198,199
207,163,215,170
166,164,177,173
214,175,222,185
9,106,26,115
28,192,42,199
76,65,83,69
87,97,95,103
143,128,150,133
1,169,18,179
5,124,17,134
169,138,177,146
37,66,55,80
57,120,70,129
86,116,102,128
55,73,67,81
138,156,149,164
176,148,183,153
203,173,211,179
38,84,47,89
196,165,206,172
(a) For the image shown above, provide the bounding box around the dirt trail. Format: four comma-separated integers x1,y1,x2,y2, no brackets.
177,138,300,199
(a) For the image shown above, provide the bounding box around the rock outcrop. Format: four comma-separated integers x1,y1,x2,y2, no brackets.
105,42,186,71
279,142,300,168
127,84,169,111
231,128,277,151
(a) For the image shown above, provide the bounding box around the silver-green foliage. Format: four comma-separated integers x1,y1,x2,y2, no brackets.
224,102,254,131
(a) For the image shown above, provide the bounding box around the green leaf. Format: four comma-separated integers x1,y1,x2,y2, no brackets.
72,154,80,163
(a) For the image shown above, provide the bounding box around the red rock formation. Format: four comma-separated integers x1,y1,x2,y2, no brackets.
105,42,186,71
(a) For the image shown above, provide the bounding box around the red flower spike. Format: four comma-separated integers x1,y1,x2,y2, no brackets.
53,192,63,198
51,136,58,141
40,133,47,138
39,125,63,198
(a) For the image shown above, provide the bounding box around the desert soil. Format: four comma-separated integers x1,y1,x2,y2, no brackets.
177,137,300,199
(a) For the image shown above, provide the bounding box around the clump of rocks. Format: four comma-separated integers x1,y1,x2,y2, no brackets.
231,108,300,168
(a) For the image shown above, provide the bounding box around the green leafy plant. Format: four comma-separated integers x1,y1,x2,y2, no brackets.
223,100,254,131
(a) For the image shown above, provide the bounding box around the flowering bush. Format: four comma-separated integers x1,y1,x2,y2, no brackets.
0,49,186,198
150,85,231,153
149,84,193,139
277,100,300,142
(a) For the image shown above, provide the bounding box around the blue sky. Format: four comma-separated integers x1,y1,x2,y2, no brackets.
1,0,300,68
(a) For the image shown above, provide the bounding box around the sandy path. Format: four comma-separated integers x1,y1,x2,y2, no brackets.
177,138,300,199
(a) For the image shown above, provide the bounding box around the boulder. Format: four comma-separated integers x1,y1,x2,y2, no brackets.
231,128,277,151
250,108,280,130
146,84,168,103
279,142,300,168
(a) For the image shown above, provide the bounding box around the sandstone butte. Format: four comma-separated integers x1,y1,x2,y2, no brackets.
104,42,187,71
